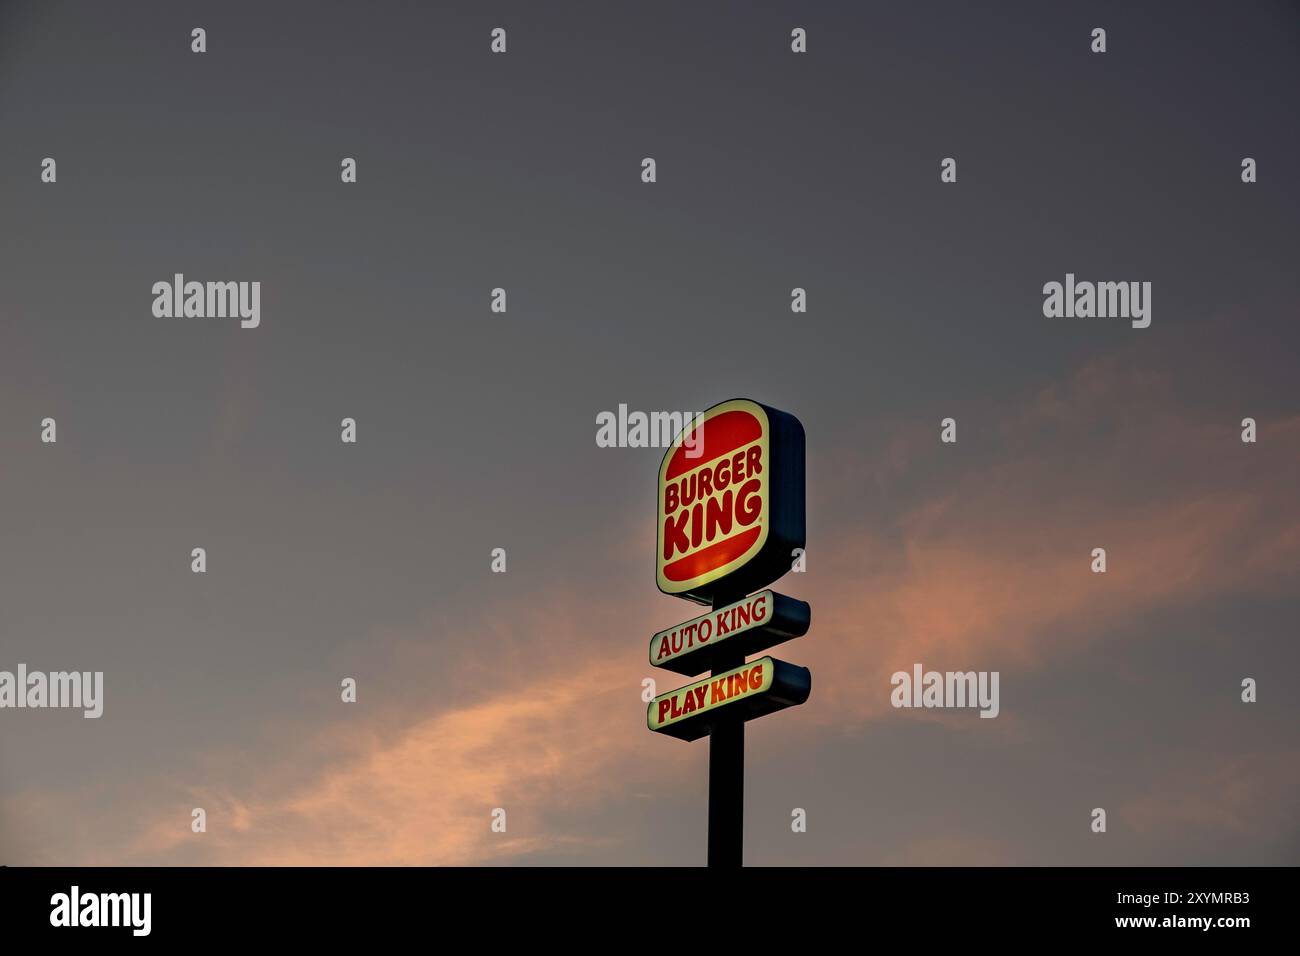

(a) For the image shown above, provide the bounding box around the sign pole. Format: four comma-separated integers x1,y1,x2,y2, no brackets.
708,590,746,868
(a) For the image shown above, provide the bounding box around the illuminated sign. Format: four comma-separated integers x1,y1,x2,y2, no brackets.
649,590,811,676
647,656,812,741
645,398,812,865
656,399,805,604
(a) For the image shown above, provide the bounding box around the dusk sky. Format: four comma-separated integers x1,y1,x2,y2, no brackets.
1,0,1297,866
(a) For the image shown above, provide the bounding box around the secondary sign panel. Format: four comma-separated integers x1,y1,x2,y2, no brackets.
649,589,811,676
647,656,812,741
656,398,805,604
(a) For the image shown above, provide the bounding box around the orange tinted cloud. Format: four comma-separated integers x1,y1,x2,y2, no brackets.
168,658,639,865
32,592,687,866
796,353,1300,725
7,347,1296,864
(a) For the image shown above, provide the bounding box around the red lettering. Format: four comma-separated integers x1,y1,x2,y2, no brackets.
657,635,671,661
749,663,764,690
705,490,733,544
714,456,731,490
697,467,713,500
692,686,707,709
680,473,697,507
664,483,679,515
658,699,671,722
663,511,689,560
735,478,762,526
690,502,703,549
746,445,763,477
752,593,768,622
710,678,727,704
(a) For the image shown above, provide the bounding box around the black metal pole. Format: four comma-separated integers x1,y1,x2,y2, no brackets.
707,590,746,867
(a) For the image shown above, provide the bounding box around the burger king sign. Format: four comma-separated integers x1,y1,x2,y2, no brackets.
656,398,805,605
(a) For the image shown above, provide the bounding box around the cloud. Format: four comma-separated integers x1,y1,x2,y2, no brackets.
153,657,638,865
797,350,1300,725
14,589,686,866
5,341,1296,865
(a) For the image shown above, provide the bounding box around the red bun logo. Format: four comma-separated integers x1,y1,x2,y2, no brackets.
656,399,804,604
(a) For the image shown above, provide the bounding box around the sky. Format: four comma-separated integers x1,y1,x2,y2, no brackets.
0,0,1297,866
